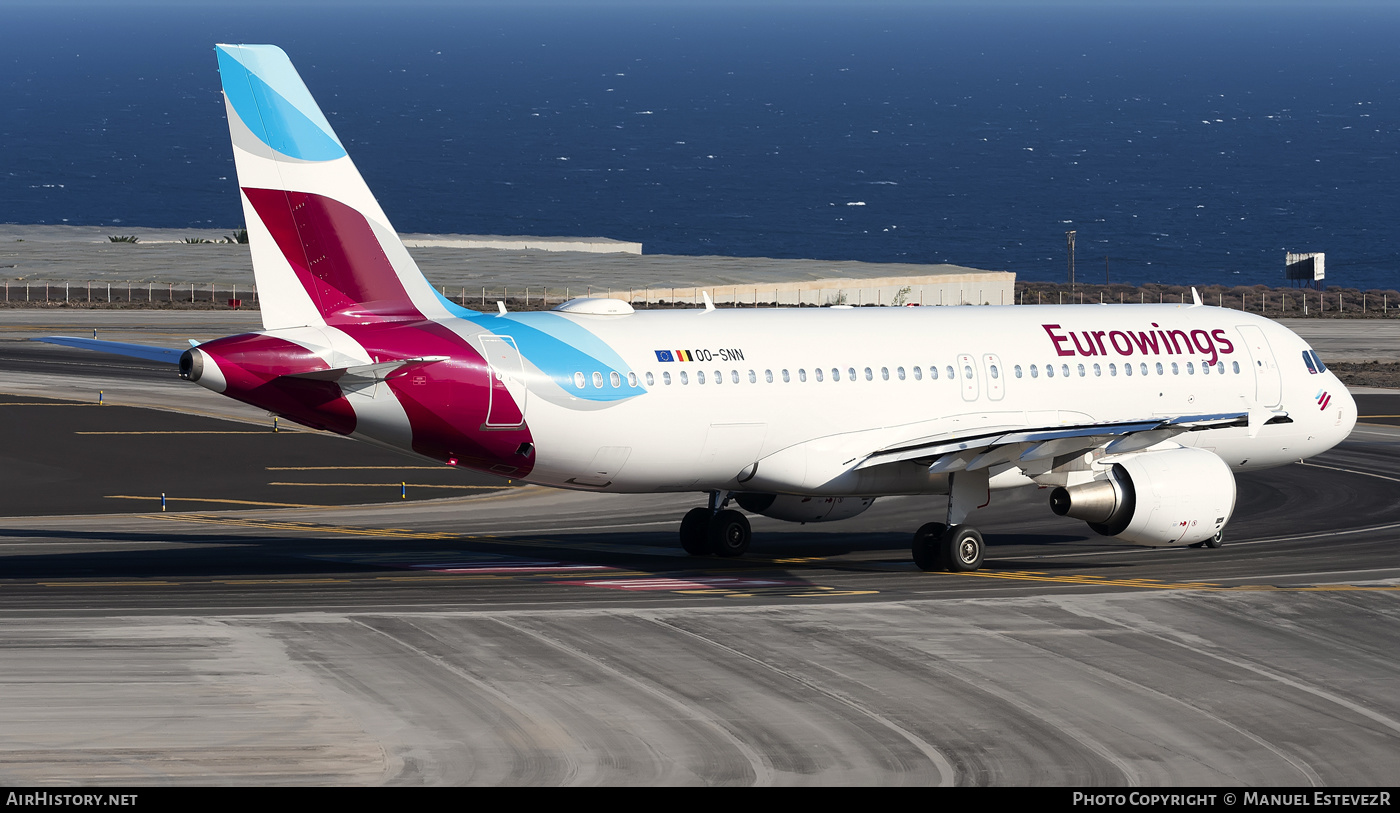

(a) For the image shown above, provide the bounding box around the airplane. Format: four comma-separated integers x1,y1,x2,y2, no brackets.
40,44,1357,572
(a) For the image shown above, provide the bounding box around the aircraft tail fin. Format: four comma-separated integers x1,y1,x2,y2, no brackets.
215,44,452,330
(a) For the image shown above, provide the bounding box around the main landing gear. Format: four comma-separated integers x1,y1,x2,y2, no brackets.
678,492,752,557
912,523,985,572
912,469,990,573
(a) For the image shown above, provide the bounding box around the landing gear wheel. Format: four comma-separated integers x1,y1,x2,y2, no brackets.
679,507,713,556
912,522,947,572
708,509,752,558
941,525,985,572
1203,528,1225,549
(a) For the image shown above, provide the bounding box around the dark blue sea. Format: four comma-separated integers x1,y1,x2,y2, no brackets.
4,3,1400,290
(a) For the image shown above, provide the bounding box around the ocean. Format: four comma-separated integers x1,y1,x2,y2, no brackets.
3,3,1399,290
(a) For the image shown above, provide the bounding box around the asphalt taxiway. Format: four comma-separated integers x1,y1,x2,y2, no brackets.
1,315,1397,785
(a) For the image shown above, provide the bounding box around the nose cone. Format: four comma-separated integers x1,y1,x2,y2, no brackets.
1334,380,1358,441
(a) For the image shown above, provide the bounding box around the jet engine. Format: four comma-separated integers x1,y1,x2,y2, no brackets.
734,493,875,523
1048,447,1235,546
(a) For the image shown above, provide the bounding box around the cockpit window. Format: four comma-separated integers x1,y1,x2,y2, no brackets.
1302,350,1318,374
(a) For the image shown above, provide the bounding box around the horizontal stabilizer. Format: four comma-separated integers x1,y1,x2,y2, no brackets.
282,356,447,383
34,336,183,364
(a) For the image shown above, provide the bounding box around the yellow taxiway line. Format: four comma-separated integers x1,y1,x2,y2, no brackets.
106,495,323,508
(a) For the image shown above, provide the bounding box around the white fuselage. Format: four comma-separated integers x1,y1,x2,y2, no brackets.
511,303,1355,495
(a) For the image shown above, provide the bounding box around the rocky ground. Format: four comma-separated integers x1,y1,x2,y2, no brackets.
1320,361,1400,389
1015,280,1400,318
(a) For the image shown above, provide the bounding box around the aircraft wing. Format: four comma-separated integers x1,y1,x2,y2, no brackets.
34,336,184,364
854,411,1253,474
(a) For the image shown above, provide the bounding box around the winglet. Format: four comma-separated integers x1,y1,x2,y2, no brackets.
702,291,716,312
1191,287,1203,308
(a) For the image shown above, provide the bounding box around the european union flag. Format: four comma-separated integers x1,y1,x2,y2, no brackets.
654,350,674,362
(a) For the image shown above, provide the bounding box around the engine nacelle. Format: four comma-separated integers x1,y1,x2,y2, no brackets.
734,493,875,523
1049,447,1235,547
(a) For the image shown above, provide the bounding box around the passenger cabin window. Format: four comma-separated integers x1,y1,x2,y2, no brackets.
1124,363,1132,377
680,371,689,385
947,365,956,380
928,366,937,380
610,371,621,388
913,366,923,380
1093,363,1101,377
881,367,889,381
1077,363,1085,377
645,371,654,386
747,370,756,383
1155,362,1164,375
697,371,707,384
1141,363,1149,376
628,371,638,387
663,371,671,385
592,371,604,388
732,370,740,384
897,366,906,380
1030,364,1039,378
1109,363,1117,376
782,369,791,382
1232,361,1240,374
1046,364,1055,378
1014,365,1023,378
574,372,586,389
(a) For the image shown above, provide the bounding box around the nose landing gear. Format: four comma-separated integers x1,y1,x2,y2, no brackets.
1190,528,1226,549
